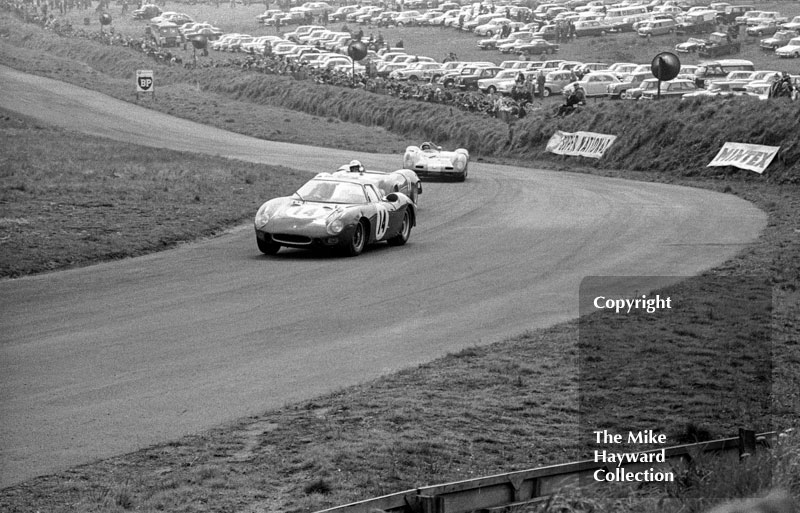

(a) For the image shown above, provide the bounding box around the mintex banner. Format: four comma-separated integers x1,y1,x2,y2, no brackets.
546,131,617,159
707,142,779,174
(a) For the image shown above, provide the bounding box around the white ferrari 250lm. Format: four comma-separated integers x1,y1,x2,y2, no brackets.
403,142,469,181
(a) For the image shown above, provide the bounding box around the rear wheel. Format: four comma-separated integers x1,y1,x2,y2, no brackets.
543,87,551,97
344,220,366,256
387,210,411,246
488,85,497,94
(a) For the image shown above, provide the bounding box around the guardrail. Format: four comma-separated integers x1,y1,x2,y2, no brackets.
313,430,777,513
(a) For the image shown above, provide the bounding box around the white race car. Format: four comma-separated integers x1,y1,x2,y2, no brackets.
403,142,469,182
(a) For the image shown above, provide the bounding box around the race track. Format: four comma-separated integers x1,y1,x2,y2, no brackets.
0,65,767,488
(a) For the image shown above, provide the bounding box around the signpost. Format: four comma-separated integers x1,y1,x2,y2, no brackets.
136,69,155,100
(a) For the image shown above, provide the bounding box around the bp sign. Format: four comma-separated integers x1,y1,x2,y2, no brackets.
136,70,154,92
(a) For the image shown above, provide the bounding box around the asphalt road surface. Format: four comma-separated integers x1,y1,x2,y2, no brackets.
0,65,767,488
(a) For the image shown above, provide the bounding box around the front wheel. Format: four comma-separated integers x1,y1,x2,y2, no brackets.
543,87,551,97
344,220,366,256
488,85,497,94
387,210,411,246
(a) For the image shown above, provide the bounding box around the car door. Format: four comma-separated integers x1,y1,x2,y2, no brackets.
364,184,400,242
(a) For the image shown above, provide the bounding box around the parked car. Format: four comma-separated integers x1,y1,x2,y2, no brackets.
329,5,358,22
682,80,748,98
746,21,779,37
284,25,325,43
290,2,334,17
782,15,800,32
146,21,181,47
637,17,677,36
390,62,447,82
775,37,800,58
639,78,699,98
454,66,504,90
744,80,772,99
394,10,423,26
566,72,621,96
474,17,515,36
675,37,710,53
760,30,796,51
734,10,762,25
606,71,651,98
698,32,741,58
694,58,755,86
515,39,560,56
746,11,787,27
493,32,538,52
132,3,160,20
538,69,581,96
477,68,523,94
573,19,614,36
718,4,755,24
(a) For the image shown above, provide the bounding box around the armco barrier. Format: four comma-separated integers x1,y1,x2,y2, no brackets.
313,430,777,513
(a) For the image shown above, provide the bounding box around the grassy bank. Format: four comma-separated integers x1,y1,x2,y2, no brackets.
0,110,311,278
0,11,798,513
1,14,798,182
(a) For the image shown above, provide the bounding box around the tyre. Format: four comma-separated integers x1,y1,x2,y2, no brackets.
409,75,419,82
543,87,551,97
486,30,493,37
257,236,280,255
457,168,468,182
387,210,411,246
488,85,497,94
344,220,366,256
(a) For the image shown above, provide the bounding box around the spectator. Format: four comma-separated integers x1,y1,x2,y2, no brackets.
536,69,546,97
557,84,585,116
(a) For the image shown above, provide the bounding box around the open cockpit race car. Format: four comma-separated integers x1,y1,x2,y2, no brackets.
254,161,420,257
403,142,469,182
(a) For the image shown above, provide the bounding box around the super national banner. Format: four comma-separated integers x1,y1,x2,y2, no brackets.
546,131,617,159
707,142,780,174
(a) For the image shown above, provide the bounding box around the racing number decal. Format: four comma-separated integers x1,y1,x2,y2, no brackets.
375,205,389,240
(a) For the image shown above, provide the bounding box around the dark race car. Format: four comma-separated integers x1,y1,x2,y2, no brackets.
254,161,419,256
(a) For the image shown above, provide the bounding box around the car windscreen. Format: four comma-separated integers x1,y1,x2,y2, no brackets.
296,180,367,204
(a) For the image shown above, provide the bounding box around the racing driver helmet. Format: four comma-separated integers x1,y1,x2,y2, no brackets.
348,159,364,173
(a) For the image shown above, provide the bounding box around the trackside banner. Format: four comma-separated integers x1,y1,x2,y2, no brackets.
546,131,617,159
707,142,780,174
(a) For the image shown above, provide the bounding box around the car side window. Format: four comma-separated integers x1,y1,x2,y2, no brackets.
365,184,381,203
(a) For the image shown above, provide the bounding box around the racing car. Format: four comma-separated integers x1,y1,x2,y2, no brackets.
332,163,422,203
403,142,469,181
254,161,419,256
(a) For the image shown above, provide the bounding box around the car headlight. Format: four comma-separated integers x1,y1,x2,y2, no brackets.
327,217,344,235
254,205,271,229
453,153,467,171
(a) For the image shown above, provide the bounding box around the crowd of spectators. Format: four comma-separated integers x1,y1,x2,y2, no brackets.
5,0,553,120
6,0,794,125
